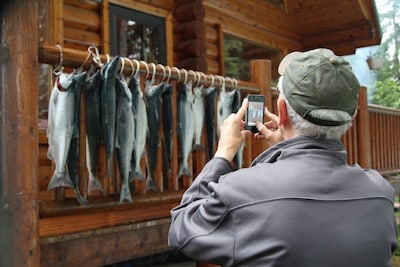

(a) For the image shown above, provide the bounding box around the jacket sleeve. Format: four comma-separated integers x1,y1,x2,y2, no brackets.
168,157,235,265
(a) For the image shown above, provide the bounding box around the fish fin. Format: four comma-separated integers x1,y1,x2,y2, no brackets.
178,165,193,179
146,176,158,192
129,169,145,182
73,188,89,205
192,144,205,151
88,174,104,193
47,171,74,191
119,183,133,203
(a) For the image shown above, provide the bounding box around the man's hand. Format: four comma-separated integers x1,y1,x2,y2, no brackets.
255,107,284,146
214,98,251,161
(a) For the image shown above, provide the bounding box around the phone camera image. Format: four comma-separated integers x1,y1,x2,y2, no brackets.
245,95,265,133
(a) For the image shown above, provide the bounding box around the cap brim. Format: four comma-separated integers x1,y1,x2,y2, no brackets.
278,51,302,75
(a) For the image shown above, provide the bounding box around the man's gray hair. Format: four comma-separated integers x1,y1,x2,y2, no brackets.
277,77,353,140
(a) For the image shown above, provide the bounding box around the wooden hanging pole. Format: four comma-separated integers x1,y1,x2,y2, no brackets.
38,44,259,93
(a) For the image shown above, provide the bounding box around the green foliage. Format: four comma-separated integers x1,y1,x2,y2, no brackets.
371,0,400,108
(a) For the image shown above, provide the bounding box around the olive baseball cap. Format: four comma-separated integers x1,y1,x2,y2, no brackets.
278,48,360,126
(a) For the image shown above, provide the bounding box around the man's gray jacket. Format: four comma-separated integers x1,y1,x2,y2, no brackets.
168,136,398,266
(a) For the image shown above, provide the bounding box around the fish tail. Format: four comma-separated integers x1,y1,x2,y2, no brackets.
119,183,133,203
88,173,104,193
146,176,158,192
73,187,89,205
106,158,112,177
192,143,204,151
178,164,192,179
129,168,145,182
47,171,74,191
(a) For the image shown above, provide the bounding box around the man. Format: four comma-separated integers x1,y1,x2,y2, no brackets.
168,48,398,266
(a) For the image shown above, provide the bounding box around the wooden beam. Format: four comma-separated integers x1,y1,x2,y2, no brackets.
1,0,40,266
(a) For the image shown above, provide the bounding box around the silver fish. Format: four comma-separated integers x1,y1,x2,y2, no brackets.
115,75,135,202
66,69,88,205
47,72,76,190
144,81,164,192
192,84,205,150
204,86,217,160
100,56,119,177
161,83,173,189
85,67,104,194
231,89,244,169
129,74,147,182
217,87,237,138
177,81,195,178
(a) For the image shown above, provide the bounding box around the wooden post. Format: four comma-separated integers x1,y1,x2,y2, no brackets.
356,87,372,168
1,0,40,266
250,59,272,158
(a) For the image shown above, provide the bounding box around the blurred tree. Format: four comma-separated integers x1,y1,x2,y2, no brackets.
371,0,400,108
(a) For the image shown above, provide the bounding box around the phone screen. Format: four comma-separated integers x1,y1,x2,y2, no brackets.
246,95,265,132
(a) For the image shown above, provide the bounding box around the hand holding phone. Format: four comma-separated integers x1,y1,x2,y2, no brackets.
245,95,265,133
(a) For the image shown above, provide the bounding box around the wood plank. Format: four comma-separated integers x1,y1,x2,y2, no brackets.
39,199,179,237
64,0,100,12
2,0,40,265
40,218,172,266
64,4,100,32
64,26,102,47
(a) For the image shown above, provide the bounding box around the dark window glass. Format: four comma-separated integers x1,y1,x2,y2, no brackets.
109,4,166,65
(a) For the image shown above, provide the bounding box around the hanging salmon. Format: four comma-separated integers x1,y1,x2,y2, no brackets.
47,71,85,195
115,75,135,202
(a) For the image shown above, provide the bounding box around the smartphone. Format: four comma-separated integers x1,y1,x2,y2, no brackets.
245,95,265,133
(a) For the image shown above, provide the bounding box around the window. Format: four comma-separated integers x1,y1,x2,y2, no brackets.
224,34,282,81
109,4,166,64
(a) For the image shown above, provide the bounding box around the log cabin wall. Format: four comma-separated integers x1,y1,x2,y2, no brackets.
1,0,394,266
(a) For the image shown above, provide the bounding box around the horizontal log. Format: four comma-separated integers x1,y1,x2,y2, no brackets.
64,4,100,32
203,0,300,40
205,24,218,43
206,58,220,75
173,1,205,23
205,8,302,51
40,218,172,266
206,42,219,59
174,21,206,40
39,199,178,237
64,27,101,47
64,0,100,12
174,39,207,58
39,44,260,92
112,0,175,14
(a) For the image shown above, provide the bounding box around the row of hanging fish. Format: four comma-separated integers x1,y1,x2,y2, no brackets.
46,55,243,204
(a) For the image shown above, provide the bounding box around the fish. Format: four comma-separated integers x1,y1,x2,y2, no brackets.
217,87,238,138
177,81,195,179
204,86,217,160
129,73,147,182
231,89,244,170
161,83,173,189
85,67,104,194
192,84,205,150
100,56,119,177
115,75,135,202
66,69,88,205
144,81,164,192
47,72,77,191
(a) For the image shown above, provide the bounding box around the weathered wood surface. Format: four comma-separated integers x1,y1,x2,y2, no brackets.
1,1,40,266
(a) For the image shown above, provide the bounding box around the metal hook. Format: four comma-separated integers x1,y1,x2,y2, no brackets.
133,60,141,77
150,63,156,83
188,70,196,85
127,58,135,78
141,61,149,79
165,66,172,84
53,44,64,75
119,57,125,75
157,64,166,81
210,75,215,88
172,67,181,83
182,69,188,84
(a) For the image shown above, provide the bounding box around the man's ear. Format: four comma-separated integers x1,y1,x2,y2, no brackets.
278,98,288,126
